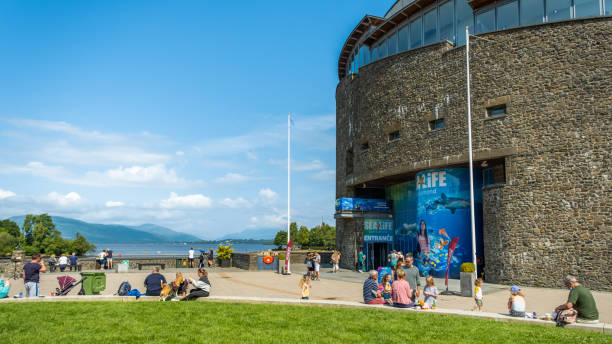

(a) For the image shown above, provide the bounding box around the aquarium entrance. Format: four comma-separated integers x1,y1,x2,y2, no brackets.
366,242,388,270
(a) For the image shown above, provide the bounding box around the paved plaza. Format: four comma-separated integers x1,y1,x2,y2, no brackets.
3,266,611,324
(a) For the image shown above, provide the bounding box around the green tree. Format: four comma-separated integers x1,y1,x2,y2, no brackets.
0,232,17,256
0,219,21,238
321,222,336,249
273,230,287,248
71,233,95,255
297,225,309,247
309,225,324,247
290,222,298,243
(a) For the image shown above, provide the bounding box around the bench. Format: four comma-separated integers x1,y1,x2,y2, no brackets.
137,263,166,270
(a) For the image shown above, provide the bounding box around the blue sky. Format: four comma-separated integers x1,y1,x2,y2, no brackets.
0,0,395,239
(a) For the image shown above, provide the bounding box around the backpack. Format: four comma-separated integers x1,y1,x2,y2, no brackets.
555,308,577,327
117,281,131,296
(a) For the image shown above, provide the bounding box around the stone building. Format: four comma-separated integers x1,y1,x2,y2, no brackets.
334,0,611,290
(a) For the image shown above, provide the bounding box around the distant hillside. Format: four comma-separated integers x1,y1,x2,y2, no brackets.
218,227,278,240
9,216,201,243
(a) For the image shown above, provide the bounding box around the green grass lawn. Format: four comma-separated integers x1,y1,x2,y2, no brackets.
0,301,607,344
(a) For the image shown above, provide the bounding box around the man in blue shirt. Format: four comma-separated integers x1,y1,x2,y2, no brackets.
23,253,47,297
144,266,166,296
69,252,79,271
363,270,385,304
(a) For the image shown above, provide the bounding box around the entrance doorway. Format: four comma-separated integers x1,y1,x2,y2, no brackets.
366,242,389,271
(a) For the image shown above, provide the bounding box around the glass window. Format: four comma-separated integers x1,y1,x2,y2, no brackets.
423,9,438,45
546,0,571,21
520,0,545,25
476,9,495,33
410,17,422,49
388,32,398,56
379,40,388,59
439,1,454,42
574,0,600,17
456,0,474,46
497,1,519,30
398,25,409,52
606,0,612,15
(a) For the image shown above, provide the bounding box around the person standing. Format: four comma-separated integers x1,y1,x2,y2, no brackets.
314,252,321,279
23,254,47,297
188,248,195,268
358,250,366,273
58,253,68,272
98,250,107,270
199,250,206,269
69,252,78,271
555,275,599,323
144,266,167,296
403,256,421,302
388,250,398,268
207,248,214,268
106,248,113,269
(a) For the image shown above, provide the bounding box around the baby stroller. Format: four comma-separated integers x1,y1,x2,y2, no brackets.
55,276,84,296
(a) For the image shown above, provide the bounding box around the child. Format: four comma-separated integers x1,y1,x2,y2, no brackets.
299,274,311,300
172,272,188,296
507,285,526,317
382,273,392,304
473,278,483,311
423,276,439,308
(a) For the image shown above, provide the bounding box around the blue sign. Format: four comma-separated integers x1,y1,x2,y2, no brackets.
415,168,482,279
377,267,393,284
386,181,418,255
335,198,392,212
364,219,394,242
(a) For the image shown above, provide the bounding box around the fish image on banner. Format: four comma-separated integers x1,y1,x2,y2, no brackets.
415,168,483,279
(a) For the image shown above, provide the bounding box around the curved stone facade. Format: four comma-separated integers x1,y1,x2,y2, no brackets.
335,17,611,290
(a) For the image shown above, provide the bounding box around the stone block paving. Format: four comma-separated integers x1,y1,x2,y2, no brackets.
3,266,610,326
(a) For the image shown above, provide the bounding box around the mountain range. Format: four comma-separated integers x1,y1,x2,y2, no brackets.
218,227,279,240
9,215,202,243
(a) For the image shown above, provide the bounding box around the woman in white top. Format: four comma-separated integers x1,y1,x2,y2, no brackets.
507,285,526,317
58,254,69,272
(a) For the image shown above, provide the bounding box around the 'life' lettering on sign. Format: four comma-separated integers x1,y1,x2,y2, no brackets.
416,171,447,190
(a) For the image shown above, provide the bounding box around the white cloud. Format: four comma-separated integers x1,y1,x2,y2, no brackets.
311,169,335,181
105,201,124,207
258,188,277,200
213,173,252,184
269,158,326,171
0,189,16,199
95,164,182,185
219,197,252,209
47,191,82,205
9,118,122,142
176,151,185,156
161,192,212,209
246,151,258,160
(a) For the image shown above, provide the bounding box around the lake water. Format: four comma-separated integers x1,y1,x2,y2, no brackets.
91,242,276,257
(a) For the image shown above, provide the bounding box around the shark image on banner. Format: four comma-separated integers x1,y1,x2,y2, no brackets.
425,193,470,214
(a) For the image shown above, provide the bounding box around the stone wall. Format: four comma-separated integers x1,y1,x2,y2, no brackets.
335,17,611,290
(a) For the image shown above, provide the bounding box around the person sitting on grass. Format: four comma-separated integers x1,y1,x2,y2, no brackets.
554,275,599,324
0,279,10,299
381,273,392,304
144,266,167,296
181,268,211,301
507,286,526,317
391,269,413,308
363,270,385,304
299,274,311,300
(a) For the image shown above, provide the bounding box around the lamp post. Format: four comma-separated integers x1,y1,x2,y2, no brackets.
465,26,478,272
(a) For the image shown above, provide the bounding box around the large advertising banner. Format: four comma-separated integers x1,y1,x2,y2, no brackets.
363,219,394,242
415,168,482,279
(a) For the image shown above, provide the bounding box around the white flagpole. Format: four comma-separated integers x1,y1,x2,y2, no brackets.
465,27,477,271
287,113,292,274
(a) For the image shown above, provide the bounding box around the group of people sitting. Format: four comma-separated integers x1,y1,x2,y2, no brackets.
143,266,211,301
48,253,79,272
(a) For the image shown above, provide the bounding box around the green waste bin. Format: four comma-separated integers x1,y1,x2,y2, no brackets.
80,272,106,295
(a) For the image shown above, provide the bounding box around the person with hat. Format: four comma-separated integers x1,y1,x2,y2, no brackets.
554,275,599,323
507,285,526,317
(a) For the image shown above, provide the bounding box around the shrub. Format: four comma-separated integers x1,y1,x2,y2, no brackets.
460,262,475,273
216,244,234,260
